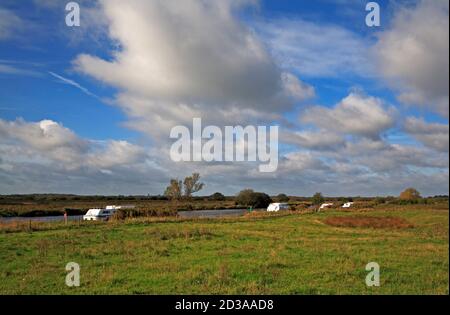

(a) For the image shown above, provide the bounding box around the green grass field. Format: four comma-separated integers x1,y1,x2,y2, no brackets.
0,203,448,294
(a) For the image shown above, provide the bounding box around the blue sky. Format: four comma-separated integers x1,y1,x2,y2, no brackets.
0,0,410,138
0,0,448,196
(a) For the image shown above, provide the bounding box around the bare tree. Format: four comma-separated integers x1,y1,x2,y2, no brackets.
183,173,204,198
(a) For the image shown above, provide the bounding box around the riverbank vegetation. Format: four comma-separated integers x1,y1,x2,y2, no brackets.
0,190,447,217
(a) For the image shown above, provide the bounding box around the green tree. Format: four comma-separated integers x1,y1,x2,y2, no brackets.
236,189,272,208
164,179,182,201
276,193,290,202
236,189,255,206
399,188,421,200
312,192,325,205
209,192,225,201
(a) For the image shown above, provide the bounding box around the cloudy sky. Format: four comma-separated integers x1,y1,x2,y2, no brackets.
0,0,448,196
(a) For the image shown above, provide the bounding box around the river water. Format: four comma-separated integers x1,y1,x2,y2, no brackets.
0,209,252,223
0,215,84,223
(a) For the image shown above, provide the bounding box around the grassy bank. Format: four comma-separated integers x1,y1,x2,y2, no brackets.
0,203,447,294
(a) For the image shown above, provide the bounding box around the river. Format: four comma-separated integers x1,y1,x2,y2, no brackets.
0,215,83,223
0,209,253,223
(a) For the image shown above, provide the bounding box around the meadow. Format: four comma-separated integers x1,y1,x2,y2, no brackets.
0,201,448,294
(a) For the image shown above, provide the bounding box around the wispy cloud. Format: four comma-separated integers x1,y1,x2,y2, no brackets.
254,18,374,78
48,71,99,99
0,8,23,40
0,63,41,77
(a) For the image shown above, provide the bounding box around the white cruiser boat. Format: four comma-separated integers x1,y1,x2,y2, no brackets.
267,203,289,212
83,205,134,221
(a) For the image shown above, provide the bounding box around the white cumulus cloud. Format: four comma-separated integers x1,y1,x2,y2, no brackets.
301,93,396,138
374,0,449,117
73,0,313,141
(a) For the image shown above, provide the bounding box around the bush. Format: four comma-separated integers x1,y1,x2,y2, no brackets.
236,189,272,208
374,197,386,205
388,198,429,206
18,210,63,217
112,209,128,221
209,192,225,201
399,188,421,200
312,192,325,205
236,189,254,206
64,208,86,215
0,210,19,217
112,208,178,220
178,204,194,211
276,193,290,202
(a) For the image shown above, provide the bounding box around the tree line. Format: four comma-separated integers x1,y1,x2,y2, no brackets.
163,173,428,208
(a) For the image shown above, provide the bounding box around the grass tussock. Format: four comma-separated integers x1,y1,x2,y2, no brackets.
146,227,216,240
243,210,298,219
323,216,414,229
